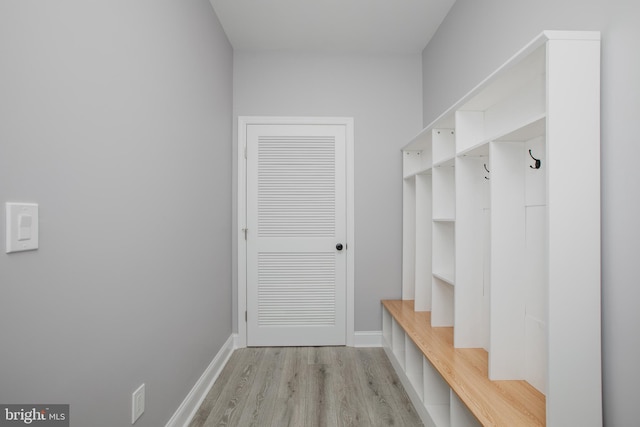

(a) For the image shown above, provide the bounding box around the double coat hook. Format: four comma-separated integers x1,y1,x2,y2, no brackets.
529,150,541,169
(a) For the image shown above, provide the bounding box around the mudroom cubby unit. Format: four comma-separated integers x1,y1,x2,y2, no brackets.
391,31,601,426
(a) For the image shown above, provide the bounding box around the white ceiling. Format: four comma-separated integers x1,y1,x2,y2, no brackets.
209,0,456,54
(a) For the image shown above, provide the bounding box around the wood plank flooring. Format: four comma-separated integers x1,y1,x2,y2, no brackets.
189,347,423,427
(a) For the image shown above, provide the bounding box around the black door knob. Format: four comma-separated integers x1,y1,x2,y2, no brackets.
336,243,344,251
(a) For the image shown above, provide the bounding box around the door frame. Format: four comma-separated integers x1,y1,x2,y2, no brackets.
237,116,355,348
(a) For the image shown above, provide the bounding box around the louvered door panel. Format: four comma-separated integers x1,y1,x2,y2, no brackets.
246,124,347,346
258,136,335,237
258,252,335,326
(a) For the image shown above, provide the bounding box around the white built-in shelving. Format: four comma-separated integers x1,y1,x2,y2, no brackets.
389,31,602,426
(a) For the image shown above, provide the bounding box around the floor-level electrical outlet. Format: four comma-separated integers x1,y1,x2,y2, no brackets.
131,383,145,424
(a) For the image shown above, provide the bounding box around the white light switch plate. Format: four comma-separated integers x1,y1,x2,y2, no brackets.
6,203,39,253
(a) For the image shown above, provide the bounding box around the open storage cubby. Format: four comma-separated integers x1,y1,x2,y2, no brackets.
392,31,601,426
382,300,534,427
454,151,490,349
433,129,456,166
402,176,416,301
432,164,455,221
415,172,433,311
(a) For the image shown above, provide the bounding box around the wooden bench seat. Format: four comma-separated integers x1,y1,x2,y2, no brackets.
382,300,545,426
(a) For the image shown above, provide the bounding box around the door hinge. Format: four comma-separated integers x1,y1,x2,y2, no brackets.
245,311,247,322
244,146,247,159
242,228,248,240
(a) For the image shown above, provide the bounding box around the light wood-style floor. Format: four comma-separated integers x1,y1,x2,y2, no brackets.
189,346,423,427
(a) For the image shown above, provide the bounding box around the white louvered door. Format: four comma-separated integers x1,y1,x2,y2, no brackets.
246,124,347,346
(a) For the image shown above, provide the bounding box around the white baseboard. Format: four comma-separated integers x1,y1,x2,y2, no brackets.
165,334,236,427
233,333,244,349
353,331,383,347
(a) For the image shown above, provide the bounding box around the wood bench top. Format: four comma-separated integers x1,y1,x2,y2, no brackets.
382,300,545,426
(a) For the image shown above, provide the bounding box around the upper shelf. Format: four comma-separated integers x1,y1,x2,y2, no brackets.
403,150,433,178
402,30,600,153
457,114,546,157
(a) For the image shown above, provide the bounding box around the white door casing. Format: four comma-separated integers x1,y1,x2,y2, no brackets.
237,117,355,347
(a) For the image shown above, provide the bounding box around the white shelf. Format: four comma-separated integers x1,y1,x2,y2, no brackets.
494,114,546,142
460,43,546,113
404,149,433,178
457,114,546,159
433,273,455,286
433,157,455,168
404,169,434,180
399,31,601,426
457,141,489,158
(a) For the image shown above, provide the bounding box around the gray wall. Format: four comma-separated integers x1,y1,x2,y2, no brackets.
0,2,233,426
422,1,640,425
233,52,423,331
